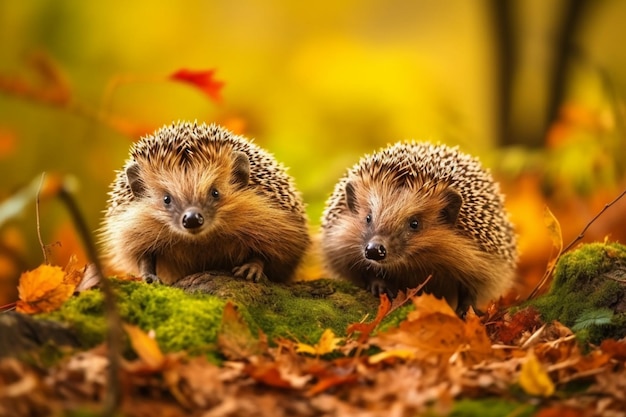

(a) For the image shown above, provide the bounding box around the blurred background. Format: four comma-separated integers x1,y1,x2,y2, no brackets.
1,0,625,305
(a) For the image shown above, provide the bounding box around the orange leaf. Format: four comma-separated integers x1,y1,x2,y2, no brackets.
169,69,224,103
245,360,310,389
16,265,74,314
372,294,493,365
123,324,165,369
347,293,391,343
307,373,358,396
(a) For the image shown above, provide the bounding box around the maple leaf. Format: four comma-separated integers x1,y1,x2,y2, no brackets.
519,350,555,397
347,293,391,343
16,264,75,314
169,69,224,103
296,329,343,356
371,294,493,365
123,324,165,370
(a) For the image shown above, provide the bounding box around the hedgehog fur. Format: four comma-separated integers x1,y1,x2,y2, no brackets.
100,122,310,285
321,142,517,313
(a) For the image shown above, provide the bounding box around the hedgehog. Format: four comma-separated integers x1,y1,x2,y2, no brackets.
321,142,517,314
100,122,310,285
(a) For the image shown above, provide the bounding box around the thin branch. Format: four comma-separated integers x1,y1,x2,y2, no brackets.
56,182,122,416
36,172,48,264
527,188,626,301
562,188,626,254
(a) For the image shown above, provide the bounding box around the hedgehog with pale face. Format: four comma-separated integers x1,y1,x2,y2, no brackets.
100,122,310,285
321,142,517,314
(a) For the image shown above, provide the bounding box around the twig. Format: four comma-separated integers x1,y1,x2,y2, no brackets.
561,188,626,254
56,182,122,417
36,173,47,264
527,188,626,300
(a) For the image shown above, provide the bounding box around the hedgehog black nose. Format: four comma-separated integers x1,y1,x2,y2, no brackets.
182,211,204,229
365,241,386,261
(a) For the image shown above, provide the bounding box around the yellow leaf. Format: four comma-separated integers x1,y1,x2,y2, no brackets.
519,351,555,397
16,265,74,314
296,328,343,356
368,349,415,364
544,206,563,264
123,324,165,369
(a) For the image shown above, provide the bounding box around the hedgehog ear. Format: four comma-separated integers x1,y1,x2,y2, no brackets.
441,188,463,224
345,181,359,213
126,162,146,199
231,151,250,188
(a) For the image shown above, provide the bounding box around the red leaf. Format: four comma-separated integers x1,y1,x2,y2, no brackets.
169,69,224,103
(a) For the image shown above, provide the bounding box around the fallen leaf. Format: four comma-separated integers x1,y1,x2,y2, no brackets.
519,350,555,397
306,373,359,396
368,349,416,364
244,360,310,389
169,69,224,103
297,329,343,356
218,301,266,360
16,264,75,314
123,324,165,369
347,293,391,343
600,339,626,361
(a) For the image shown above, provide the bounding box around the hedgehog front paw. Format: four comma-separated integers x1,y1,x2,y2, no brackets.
233,259,267,283
367,279,396,301
142,273,162,285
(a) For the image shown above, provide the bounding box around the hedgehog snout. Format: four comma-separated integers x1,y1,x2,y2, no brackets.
182,209,205,230
365,240,387,261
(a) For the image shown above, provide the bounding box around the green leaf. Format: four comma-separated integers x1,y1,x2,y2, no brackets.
572,308,614,331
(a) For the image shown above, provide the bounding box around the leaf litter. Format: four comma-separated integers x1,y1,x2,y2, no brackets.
3,192,626,416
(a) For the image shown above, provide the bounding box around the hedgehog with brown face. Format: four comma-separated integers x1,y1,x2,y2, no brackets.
100,122,310,285
321,142,517,314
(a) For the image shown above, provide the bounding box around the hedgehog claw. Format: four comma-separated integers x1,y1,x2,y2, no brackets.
233,259,267,283
367,279,396,301
143,273,162,285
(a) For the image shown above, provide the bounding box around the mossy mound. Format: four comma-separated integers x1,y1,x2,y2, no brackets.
529,242,626,344
44,275,380,355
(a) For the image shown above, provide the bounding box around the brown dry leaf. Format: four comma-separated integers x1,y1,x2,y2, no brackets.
372,294,493,365
492,307,543,345
218,301,266,360
373,294,465,360
123,324,165,370
296,329,343,356
63,254,85,289
600,339,626,361
16,264,75,314
244,359,310,390
462,308,494,364
306,373,359,396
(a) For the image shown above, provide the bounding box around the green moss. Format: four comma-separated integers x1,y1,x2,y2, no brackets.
46,279,226,354
528,242,626,345
44,277,385,354
447,398,535,417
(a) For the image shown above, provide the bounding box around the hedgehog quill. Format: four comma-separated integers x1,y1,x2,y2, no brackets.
321,142,517,315
100,122,310,285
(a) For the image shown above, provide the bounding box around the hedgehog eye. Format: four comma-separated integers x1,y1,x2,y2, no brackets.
210,188,220,199
163,195,172,206
365,214,372,224
409,219,419,230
